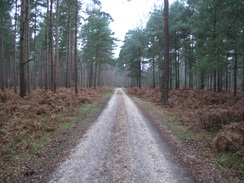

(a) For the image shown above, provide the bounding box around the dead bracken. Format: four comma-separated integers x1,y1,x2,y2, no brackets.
127,87,244,153
0,87,111,182
212,122,244,152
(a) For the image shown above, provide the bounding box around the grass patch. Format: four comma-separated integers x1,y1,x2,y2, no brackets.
132,95,219,147
30,134,52,154
58,122,70,131
132,96,201,143
216,153,244,172
69,90,113,130
217,154,239,167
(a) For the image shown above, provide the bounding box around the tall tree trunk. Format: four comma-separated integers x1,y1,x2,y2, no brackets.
0,17,4,91
55,0,60,90
200,71,205,89
138,60,141,88
233,53,237,96
26,0,31,94
213,69,217,92
217,68,222,92
71,32,74,82
220,68,223,90
189,51,193,88
184,59,187,87
161,0,169,104
152,56,155,88
19,0,26,97
242,57,244,92
33,3,37,90
40,66,43,88
225,62,228,91
94,39,100,89
157,42,163,90
89,61,93,88
195,70,197,89
229,64,232,91
98,64,102,87
6,55,10,89
49,0,55,92
209,73,212,90
45,0,49,91
66,7,71,88
158,56,162,90
213,8,217,92
176,49,180,89
174,48,177,89
13,0,18,93
94,62,97,89
80,59,83,86
169,54,172,90
74,0,78,95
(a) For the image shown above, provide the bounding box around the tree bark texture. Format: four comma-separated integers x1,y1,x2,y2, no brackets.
0,16,4,91
13,0,18,93
49,0,56,92
26,0,31,95
55,0,60,90
66,6,71,88
74,0,78,95
162,0,169,104
233,53,237,96
45,0,49,91
19,0,26,97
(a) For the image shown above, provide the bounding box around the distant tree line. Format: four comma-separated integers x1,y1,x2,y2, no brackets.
0,0,116,97
118,0,244,97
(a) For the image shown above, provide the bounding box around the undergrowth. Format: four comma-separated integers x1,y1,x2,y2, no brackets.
128,87,244,129
129,90,243,181
0,87,113,182
127,87,244,152
132,97,203,144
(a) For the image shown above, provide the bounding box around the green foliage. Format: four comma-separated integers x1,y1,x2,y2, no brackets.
118,29,147,85
0,0,243,90
189,0,243,73
81,8,116,65
118,0,243,89
216,153,244,173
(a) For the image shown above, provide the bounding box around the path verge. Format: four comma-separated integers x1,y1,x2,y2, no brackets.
130,95,242,183
2,89,113,183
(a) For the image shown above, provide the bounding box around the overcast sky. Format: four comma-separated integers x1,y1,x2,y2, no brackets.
98,0,176,57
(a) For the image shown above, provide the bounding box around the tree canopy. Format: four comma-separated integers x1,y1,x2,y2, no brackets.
117,0,244,96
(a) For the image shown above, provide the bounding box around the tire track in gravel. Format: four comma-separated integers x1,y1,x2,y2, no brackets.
48,88,194,183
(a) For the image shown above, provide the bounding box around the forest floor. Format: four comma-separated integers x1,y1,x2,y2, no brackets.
127,87,244,182
0,87,113,182
0,87,243,182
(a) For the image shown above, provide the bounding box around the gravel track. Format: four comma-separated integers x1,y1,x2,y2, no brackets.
49,88,193,183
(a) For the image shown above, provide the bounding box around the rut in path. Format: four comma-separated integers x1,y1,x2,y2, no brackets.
49,88,193,183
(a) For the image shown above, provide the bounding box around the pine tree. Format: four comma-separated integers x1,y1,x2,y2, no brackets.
55,0,60,90
81,8,115,88
19,0,27,97
74,0,78,95
118,29,146,88
162,0,169,104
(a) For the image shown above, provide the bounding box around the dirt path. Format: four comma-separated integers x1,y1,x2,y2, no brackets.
48,88,193,183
